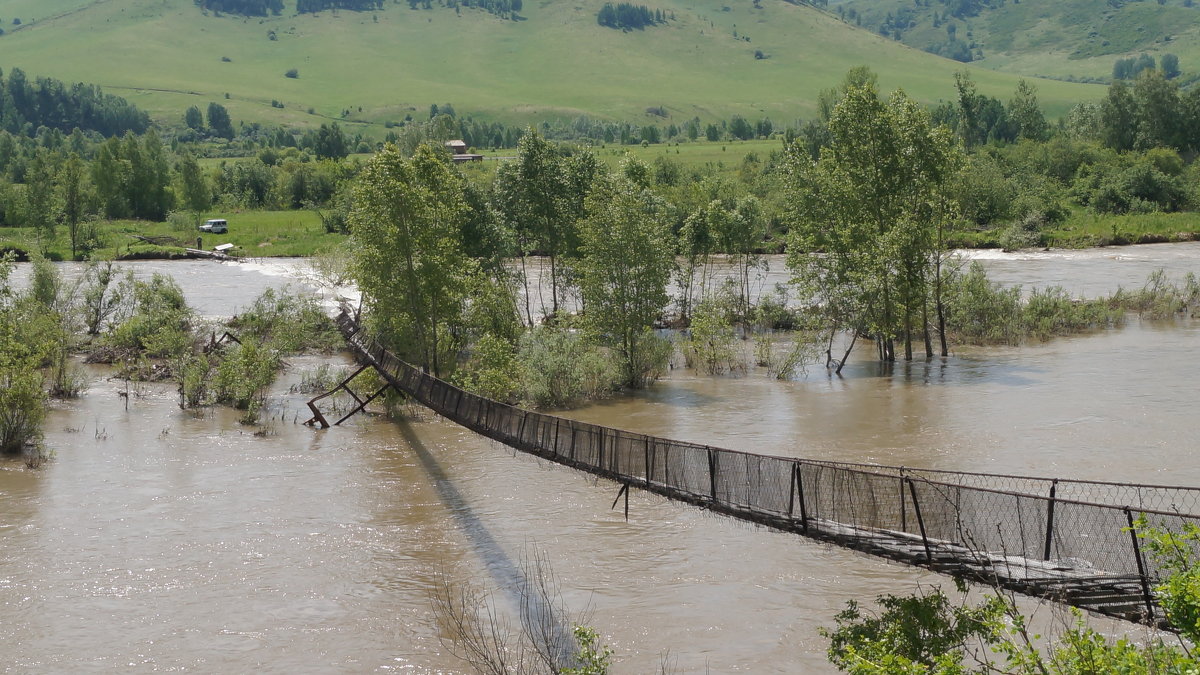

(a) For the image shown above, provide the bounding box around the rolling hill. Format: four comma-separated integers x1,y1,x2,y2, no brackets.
828,0,1200,83
0,0,1103,134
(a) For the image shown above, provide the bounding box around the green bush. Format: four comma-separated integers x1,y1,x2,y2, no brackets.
99,273,194,364
455,333,520,403
684,299,740,374
0,349,45,454
228,287,340,353
945,263,1023,344
517,328,620,409
214,339,280,411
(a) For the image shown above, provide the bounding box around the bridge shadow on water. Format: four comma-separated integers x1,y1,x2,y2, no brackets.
392,418,574,664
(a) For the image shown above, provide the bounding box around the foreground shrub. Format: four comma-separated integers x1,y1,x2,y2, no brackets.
0,349,45,454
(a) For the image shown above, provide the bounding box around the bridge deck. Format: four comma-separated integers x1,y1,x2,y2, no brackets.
326,309,1198,630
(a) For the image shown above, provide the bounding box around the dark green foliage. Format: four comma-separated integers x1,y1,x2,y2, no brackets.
1161,52,1181,79
296,0,383,13
196,0,283,16
206,102,235,140
0,67,149,138
184,105,203,130
309,123,349,160
216,159,276,208
597,2,666,30
1113,53,1157,80
90,131,174,221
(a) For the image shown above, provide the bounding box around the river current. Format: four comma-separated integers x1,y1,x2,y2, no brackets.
2,244,1199,672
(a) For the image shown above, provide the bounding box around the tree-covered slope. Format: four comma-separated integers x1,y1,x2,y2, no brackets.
829,0,1200,83
0,0,1100,132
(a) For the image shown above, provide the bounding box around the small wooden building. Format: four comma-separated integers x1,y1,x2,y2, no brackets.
445,139,484,163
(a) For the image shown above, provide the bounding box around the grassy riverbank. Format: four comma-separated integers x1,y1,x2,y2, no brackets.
0,210,340,261
952,210,1200,250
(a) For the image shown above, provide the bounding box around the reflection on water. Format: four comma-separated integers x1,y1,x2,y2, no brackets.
1,245,1198,671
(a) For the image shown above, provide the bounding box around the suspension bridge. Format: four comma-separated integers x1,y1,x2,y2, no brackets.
311,306,1200,630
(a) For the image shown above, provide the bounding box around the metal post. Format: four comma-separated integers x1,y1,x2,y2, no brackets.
708,448,718,502
644,437,652,483
598,429,605,471
1043,479,1058,561
900,468,907,532
907,478,933,565
788,462,798,517
796,463,809,533
1125,508,1155,621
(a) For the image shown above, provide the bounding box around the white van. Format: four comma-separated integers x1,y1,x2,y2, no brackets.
200,218,228,234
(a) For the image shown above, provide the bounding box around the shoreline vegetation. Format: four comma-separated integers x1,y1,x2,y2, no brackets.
4,206,1200,263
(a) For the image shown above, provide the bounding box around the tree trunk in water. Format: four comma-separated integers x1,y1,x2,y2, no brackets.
519,254,534,326
549,254,559,317
922,298,933,358
936,269,949,357
835,331,858,376
904,311,913,361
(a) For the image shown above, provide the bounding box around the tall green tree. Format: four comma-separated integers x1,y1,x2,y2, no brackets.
206,102,235,140
785,76,961,367
1101,80,1138,152
58,153,93,259
24,150,55,254
184,105,203,131
577,168,675,388
177,153,210,227
313,123,349,160
1133,69,1182,150
92,136,131,218
507,130,572,318
1008,79,1047,142
350,143,474,376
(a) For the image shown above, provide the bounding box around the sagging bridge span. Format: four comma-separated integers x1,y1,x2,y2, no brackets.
312,307,1200,630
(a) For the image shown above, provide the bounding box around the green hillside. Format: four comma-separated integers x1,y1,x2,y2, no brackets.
0,0,1101,133
829,0,1200,83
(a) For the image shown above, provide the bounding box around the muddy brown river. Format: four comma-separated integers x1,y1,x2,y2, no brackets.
2,245,1199,672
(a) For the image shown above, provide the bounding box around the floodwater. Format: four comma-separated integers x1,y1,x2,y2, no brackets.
2,245,1199,672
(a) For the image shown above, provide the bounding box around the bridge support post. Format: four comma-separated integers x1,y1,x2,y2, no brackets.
644,437,652,484
790,462,809,534
707,448,718,502
1124,508,1155,621
1043,479,1059,561
907,478,933,565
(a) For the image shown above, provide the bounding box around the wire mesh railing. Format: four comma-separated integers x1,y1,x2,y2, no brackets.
334,309,1200,626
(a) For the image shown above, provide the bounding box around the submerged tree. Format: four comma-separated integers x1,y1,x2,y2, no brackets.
350,143,475,376
577,167,674,388
785,75,961,369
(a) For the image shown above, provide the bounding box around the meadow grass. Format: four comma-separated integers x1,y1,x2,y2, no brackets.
0,210,342,261
1044,211,1200,248
0,0,1102,134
